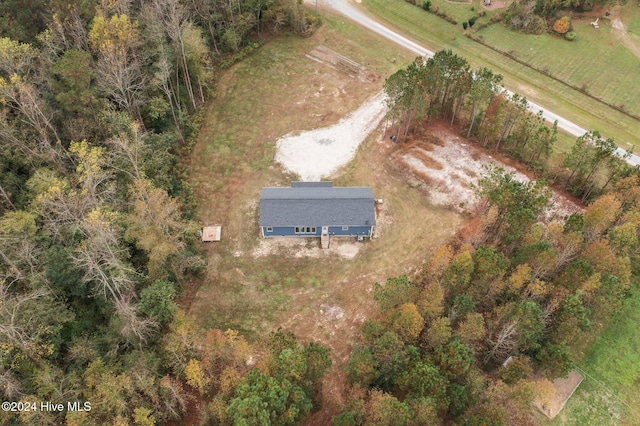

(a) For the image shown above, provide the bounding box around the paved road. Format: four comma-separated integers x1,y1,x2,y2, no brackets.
323,0,640,166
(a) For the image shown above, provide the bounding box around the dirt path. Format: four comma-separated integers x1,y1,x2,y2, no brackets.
611,16,640,60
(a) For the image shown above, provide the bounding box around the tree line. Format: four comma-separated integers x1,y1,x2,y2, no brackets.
337,168,640,425
0,1,329,424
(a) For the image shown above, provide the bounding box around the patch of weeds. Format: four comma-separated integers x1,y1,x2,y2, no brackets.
307,276,322,288
282,276,296,287
270,294,293,311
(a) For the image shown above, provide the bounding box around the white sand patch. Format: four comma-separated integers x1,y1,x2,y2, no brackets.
275,91,387,181
402,129,582,218
333,242,360,259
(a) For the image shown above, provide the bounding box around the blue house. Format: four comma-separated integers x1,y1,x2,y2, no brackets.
259,182,375,239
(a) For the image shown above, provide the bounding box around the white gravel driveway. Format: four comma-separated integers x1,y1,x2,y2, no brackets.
275,91,387,181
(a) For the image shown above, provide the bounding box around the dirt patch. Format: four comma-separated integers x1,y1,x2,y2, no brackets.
482,0,510,10
407,147,444,170
534,370,584,419
395,123,583,219
307,45,381,84
610,9,640,60
250,236,362,259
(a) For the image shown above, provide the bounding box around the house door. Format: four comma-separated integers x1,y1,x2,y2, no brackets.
322,226,328,235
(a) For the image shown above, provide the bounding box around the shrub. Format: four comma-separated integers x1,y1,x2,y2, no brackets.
553,16,571,34
463,21,469,29
422,0,431,10
468,16,477,27
565,31,577,41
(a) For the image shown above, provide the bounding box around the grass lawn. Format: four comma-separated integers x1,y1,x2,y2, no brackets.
547,274,640,425
360,0,640,151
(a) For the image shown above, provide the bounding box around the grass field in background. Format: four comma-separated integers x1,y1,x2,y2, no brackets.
476,14,640,116
361,0,640,151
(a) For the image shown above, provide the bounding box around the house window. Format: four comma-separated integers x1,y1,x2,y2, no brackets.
306,227,311,233
295,227,300,233
311,227,316,233
342,226,349,231
266,227,273,232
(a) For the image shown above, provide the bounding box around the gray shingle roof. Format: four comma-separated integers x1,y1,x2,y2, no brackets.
259,186,375,227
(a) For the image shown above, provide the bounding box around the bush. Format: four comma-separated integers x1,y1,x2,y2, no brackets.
463,21,468,29
468,16,477,27
422,0,431,10
139,280,178,326
504,0,546,34
565,31,577,41
553,16,571,34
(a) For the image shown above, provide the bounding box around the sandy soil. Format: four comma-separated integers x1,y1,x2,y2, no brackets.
398,124,583,219
275,91,387,181
251,236,362,259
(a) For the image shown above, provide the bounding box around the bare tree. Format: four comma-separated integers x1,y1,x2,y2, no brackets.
484,321,517,363
0,76,62,164
72,210,137,303
114,298,159,347
89,12,145,119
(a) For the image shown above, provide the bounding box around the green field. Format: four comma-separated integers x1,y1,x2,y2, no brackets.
548,275,640,425
476,14,640,117
361,0,640,151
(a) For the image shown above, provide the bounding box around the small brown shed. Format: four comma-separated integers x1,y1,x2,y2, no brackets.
201,226,221,242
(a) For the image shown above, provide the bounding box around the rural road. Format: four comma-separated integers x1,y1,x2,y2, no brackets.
321,0,640,166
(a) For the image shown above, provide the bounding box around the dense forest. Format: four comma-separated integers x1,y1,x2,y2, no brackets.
0,0,328,424
331,53,640,424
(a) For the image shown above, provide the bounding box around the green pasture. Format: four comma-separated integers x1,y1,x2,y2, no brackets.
476,16,640,116
361,0,640,151
548,275,640,425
